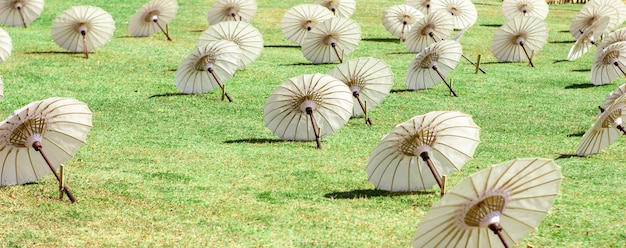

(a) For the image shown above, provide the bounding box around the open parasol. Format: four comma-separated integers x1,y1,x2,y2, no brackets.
280,4,333,46
175,40,241,101
569,4,618,40
584,0,626,27
567,16,610,61
406,0,431,15
197,20,263,69
301,17,361,64
382,4,424,43
264,73,353,149
327,57,394,125
366,111,480,192
315,0,356,18
600,83,626,112
598,27,626,50
576,94,626,156
412,158,562,248
501,0,548,20
128,0,178,41
490,16,548,67
51,5,115,59
405,9,454,53
0,0,43,28
405,39,462,96
590,41,626,85
0,27,11,64
0,97,93,203
429,0,477,30
207,0,257,25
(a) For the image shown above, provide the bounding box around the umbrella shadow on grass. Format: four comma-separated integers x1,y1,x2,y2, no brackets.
149,92,192,98
223,138,285,144
362,38,401,43
549,40,574,44
264,44,300,48
564,83,609,89
480,24,502,28
24,51,79,55
324,189,434,199
555,153,579,160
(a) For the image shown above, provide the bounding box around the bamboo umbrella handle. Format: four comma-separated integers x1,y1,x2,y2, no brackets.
32,141,77,203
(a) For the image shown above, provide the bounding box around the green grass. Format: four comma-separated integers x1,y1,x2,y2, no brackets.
0,0,625,247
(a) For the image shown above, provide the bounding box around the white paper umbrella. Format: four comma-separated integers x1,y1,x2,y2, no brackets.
382,4,424,43
197,20,263,69
430,0,477,30
0,0,43,27
0,27,11,64
569,4,618,40
366,111,480,192
315,0,356,18
600,83,626,112
567,16,610,61
301,17,361,64
175,40,240,100
501,0,548,20
584,0,626,27
405,10,454,53
490,16,548,67
412,158,562,248
0,97,93,202
576,94,626,156
264,73,353,149
590,41,626,86
128,0,178,41
327,57,394,124
406,39,462,96
207,0,257,25
406,0,431,15
51,5,115,59
280,4,334,46
598,27,626,50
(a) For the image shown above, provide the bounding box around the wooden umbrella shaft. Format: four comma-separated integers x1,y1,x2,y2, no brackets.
17,7,27,28
81,31,89,59
208,68,232,102
618,125,626,135
331,43,343,63
153,19,172,41
519,42,534,67
32,141,77,203
419,152,443,189
614,62,626,77
353,92,372,126
306,107,322,149
461,54,486,74
488,223,509,248
432,66,458,97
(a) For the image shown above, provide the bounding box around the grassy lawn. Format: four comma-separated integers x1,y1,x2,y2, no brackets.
0,0,624,247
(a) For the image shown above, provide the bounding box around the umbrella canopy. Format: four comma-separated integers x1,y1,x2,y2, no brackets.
490,16,548,67
584,0,626,26
406,0,431,15
405,10,454,53
0,97,93,202
0,27,11,64
280,4,334,46
405,39,462,96
128,0,178,41
412,158,562,248
207,0,257,25
315,0,356,18
576,94,626,156
0,0,43,27
501,0,548,20
197,20,263,69
264,73,353,149
382,4,424,43
327,57,394,124
590,41,626,85
600,83,626,112
598,27,626,50
569,4,618,40
366,111,480,192
567,16,610,61
301,17,361,64
430,0,477,30
175,40,241,100
51,5,115,59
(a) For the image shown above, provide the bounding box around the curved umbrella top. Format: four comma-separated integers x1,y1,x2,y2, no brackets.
567,16,610,61
590,41,626,85
406,0,432,15
412,158,562,247
405,9,454,53
570,4,618,40
128,0,178,37
315,0,356,18
0,0,43,27
406,39,462,90
0,27,11,64
430,0,477,30
197,20,263,69
490,15,548,63
501,0,548,20
301,17,361,64
0,97,93,186
327,57,394,117
600,83,626,112
264,73,353,141
584,0,626,26
207,0,257,25
51,5,115,54
382,4,424,41
598,27,626,50
175,40,241,94
366,111,480,192
280,4,334,46
576,94,626,156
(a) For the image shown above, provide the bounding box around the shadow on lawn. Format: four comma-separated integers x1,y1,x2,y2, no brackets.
564,83,600,89
362,38,401,43
149,92,191,98
324,189,433,199
480,24,502,28
224,138,285,144
555,154,579,160
264,44,300,48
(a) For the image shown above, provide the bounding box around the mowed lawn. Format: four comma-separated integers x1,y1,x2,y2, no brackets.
0,0,625,247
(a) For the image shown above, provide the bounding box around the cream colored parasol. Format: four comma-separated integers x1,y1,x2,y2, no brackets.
207,0,257,25
280,4,333,46
51,5,115,59
430,0,477,30
567,16,609,61
569,4,618,40
598,27,626,50
406,0,431,15
197,20,263,69
301,17,361,64
576,94,626,156
590,41,626,85
600,83,626,112
405,39,462,96
128,0,178,41
0,27,11,64
0,0,43,27
501,0,548,20
315,0,356,18
405,10,454,53
490,16,548,67
382,4,424,43
366,111,480,192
